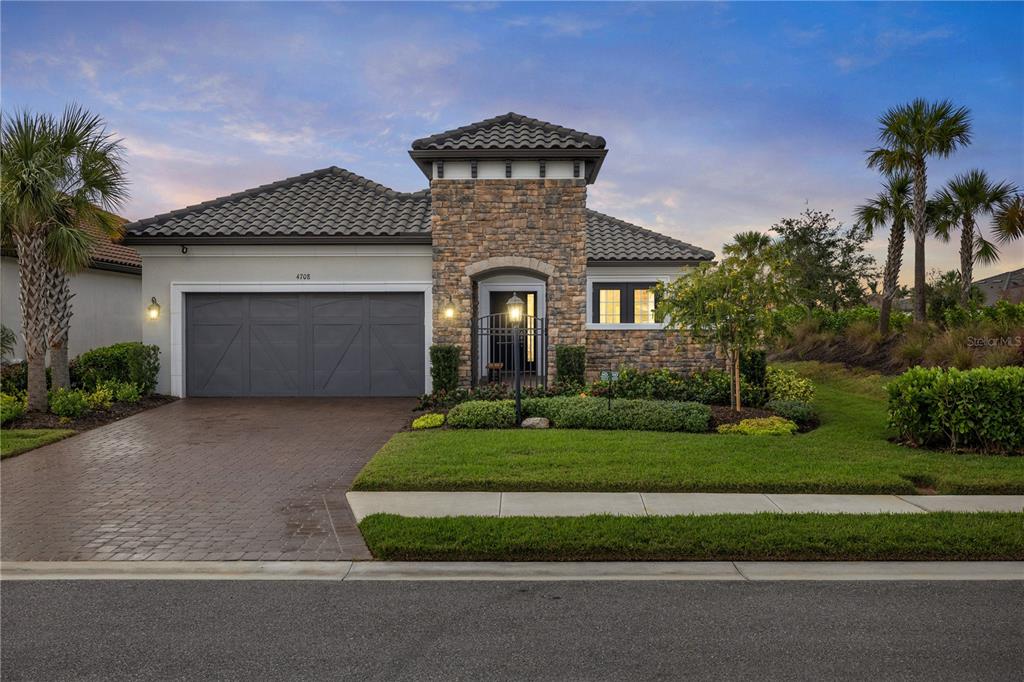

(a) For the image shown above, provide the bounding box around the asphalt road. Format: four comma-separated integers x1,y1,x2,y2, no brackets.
2,580,1022,680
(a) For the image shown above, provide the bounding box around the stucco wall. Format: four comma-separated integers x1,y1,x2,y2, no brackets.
134,244,432,394
1,256,141,362
430,178,588,384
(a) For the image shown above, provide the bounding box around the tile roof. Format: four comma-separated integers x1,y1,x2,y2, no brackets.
123,167,432,241
585,210,714,263
85,220,141,271
411,112,606,151
974,267,1024,289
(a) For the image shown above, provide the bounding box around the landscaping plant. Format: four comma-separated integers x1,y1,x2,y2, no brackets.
446,400,517,429
1,392,26,424
412,413,445,430
765,367,815,403
555,345,586,387
47,388,90,420
717,416,799,436
523,396,711,433
428,344,460,393
764,400,818,430
71,342,160,394
887,366,1024,454
855,172,913,334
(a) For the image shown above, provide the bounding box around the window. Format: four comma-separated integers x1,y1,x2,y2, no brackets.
591,282,660,325
598,288,621,323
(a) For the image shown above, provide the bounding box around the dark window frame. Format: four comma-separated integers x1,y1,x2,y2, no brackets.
591,282,659,324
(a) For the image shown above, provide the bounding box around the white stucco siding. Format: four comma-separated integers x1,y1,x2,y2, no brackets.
134,244,433,395
1,256,141,362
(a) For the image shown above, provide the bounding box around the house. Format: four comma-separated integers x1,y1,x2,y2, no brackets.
1,221,142,362
123,113,716,397
973,267,1024,305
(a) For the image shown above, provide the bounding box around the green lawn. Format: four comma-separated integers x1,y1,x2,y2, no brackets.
0,429,76,459
352,362,1024,494
359,512,1024,561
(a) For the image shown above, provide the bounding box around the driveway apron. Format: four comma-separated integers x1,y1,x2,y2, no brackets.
1,398,413,561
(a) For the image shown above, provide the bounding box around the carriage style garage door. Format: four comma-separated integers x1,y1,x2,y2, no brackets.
185,292,424,397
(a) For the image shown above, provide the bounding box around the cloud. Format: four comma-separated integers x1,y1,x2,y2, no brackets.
834,24,954,72
449,2,500,12
503,14,604,37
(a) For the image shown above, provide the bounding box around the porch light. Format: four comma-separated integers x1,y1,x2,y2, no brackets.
442,298,456,320
507,292,525,322
147,297,161,320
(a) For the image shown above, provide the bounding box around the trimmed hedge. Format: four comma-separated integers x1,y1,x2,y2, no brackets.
524,396,711,432
765,399,818,430
555,345,586,386
446,400,517,429
429,344,460,393
71,342,160,394
595,367,766,407
887,366,1024,454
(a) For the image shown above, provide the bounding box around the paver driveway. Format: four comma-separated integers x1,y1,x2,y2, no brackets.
1,398,414,561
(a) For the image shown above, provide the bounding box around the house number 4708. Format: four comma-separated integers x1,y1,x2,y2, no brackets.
295,273,311,280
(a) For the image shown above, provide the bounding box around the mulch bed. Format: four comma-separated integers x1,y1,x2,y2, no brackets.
708,405,775,428
7,394,177,432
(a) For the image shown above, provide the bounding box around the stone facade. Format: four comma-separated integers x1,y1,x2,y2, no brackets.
585,329,720,381
431,179,588,384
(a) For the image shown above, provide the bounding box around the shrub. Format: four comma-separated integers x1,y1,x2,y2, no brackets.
412,413,445,430
1,362,52,394
429,344,460,393
72,342,160,394
446,400,517,429
48,388,90,419
765,399,818,430
765,367,815,403
1,392,26,424
739,349,767,387
555,345,586,387
887,366,1024,454
86,384,114,411
717,416,798,435
523,397,711,432
111,381,142,404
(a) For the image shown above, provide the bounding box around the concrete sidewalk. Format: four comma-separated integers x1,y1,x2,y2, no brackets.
3,560,1022,582
346,491,1024,521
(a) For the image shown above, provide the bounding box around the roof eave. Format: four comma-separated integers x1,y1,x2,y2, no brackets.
587,258,714,267
408,148,608,183
123,233,433,246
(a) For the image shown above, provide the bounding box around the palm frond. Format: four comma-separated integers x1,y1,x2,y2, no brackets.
973,235,1000,266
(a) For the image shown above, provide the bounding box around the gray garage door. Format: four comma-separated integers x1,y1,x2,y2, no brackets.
186,293,424,397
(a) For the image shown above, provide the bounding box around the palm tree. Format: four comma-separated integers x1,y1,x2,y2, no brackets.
1,106,127,409
866,99,972,322
994,193,1024,243
723,230,772,258
855,172,913,335
932,170,1017,303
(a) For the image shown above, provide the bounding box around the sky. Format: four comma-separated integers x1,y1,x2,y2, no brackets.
3,1,1022,283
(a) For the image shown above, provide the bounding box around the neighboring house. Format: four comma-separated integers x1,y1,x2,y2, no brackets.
974,267,1024,305
123,113,716,397
1,222,142,362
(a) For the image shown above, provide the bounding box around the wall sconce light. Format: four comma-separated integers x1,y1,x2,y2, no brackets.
442,298,456,320
147,297,161,320
506,291,524,323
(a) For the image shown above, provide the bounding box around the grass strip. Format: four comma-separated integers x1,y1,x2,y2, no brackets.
0,429,76,459
359,512,1024,562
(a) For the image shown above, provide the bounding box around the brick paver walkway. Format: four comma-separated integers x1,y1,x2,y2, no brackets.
1,398,414,561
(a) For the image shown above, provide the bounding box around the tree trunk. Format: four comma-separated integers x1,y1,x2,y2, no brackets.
47,269,74,390
13,231,51,411
959,216,975,305
732,349,742,413
912,159,928,323
879,216,906,336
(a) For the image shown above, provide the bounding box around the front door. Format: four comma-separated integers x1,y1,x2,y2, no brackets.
487,291,538,382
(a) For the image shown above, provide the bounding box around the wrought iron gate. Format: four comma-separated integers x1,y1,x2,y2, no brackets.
471,312,548,388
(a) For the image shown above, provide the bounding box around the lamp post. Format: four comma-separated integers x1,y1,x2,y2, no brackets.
506,292,525,425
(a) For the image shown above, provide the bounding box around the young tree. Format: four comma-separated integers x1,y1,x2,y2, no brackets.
933,171,1019,303
866,99,972,322
855,172,913,335
0,106,127,408
770,208,877,312
657,245,795,412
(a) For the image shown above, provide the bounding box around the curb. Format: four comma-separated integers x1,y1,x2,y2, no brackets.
2,561,1022,582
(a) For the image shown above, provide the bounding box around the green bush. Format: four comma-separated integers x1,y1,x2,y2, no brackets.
718,416,798,435
765,399,818,429
555,345,586,386
1,392,26,424
887,366,1024,454
1,362,52,394
944,301,1024,331
446,400,517,429
72,342,160,394
739,349,767,387
86,384,114,411
429,344,461,393
810,306,911,334
111,381,142,404
523,397,711,432
596,367,765,407
412,412,445,430
766,366,815,403
48,388,90,419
